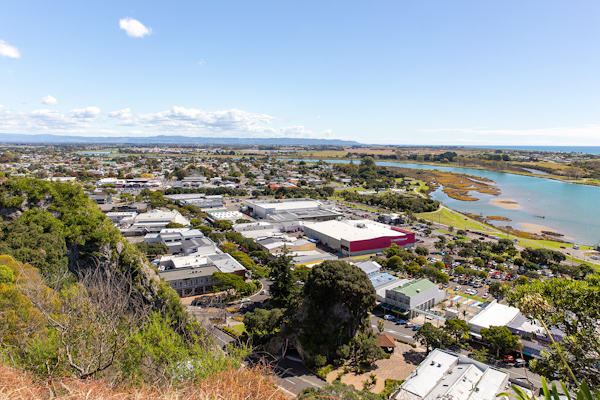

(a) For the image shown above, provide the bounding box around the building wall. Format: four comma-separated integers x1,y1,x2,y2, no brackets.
304,225,342,251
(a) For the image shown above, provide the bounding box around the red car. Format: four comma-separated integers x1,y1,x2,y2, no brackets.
503,355,515,363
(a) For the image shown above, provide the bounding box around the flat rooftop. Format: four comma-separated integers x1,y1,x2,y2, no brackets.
468,300,520,332
393,278,437,297
306,219,406,242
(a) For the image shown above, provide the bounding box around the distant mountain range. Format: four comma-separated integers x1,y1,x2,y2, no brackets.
0,133,361,146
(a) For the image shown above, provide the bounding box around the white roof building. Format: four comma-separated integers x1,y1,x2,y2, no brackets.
392,349,510,400
304,219,415,256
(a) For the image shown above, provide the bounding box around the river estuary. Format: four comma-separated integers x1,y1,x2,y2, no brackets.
283,159,600,246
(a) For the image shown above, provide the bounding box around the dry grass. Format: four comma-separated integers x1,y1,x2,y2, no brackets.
0,364,290,400
431,172,500,201
485,216,511,221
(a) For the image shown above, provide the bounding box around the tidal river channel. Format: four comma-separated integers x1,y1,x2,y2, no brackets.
284,159,600,246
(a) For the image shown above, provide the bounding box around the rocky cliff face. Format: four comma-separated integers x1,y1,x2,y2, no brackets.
0,179,193,329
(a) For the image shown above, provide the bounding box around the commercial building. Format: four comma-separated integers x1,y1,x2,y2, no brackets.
303,219,415,256
383,278,446,318
159,252,247,297
354,260,406,303
144,228,207,254
468,300,559,358
245,198,341,222
392,349,511,400
120,209,190,235
165,193,224,209
256,237,316,254
133,209,190,231
106,211,137,223
205,209,247,223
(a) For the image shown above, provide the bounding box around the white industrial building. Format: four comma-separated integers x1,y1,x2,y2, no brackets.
245,198,341,221
303,219,415,256
165,193,224,209
392,349,511,400
124,209,190,233
206,210,247,222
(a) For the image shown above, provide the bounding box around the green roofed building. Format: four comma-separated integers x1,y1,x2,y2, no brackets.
384,278,446,318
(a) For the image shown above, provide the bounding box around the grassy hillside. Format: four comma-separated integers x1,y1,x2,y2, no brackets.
0,178,243,385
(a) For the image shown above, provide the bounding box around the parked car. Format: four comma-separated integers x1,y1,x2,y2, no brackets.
396,319,407,325
412,325,421,331
503,355,515,363
383,314,395,321
514,358,526,367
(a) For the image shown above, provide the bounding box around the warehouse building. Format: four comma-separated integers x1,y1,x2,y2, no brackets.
303,219,415,256
245,198,340,221
165,193,224,209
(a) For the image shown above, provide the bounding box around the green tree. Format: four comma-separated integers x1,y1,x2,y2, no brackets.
352,332,385,365
165,222,186,229
0,264,15,284
471,347,489,363
377,319,385,333
196,225,213,236
296,260,378,362
509,279,600,387
244,308,284,339
414,323,450,354
415,246,429,256
481,326,519,358
213,220,233,231
360,156,375,167
268,252,297,308
386,256,404,272
384,243,400,258
443,318,469,344
489,281,507,299
299,380,382,400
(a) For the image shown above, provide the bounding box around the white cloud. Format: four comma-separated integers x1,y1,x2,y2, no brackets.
0,103,341,139
198,60,206,66
109,106,277,134
70,107,100,119
119,17,152,38
41,95,58,105
0,40,20,59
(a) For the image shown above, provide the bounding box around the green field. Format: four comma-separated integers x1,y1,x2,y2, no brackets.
231,324,246,334
415,208,495,233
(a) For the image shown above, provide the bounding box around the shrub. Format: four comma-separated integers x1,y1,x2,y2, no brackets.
316,364,333,380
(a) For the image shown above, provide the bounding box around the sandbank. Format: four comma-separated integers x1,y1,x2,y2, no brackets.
491,199,522,210
519,223,557,235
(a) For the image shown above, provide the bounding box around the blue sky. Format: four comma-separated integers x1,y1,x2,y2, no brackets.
0,1,599,145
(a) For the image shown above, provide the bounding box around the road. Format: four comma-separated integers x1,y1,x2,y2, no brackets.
370,313,545,391
189,279,324,395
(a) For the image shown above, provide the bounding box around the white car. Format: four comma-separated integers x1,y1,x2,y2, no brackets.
383,314,395,321
240,298,251,303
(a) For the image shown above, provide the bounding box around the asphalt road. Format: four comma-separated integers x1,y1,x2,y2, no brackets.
369,313,545,391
